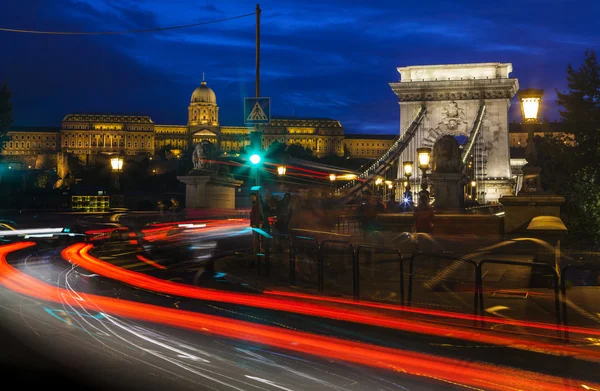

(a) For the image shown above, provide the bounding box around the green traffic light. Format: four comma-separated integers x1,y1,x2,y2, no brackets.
249,154,261,165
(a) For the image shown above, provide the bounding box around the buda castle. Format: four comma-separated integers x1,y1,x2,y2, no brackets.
2,79,398,167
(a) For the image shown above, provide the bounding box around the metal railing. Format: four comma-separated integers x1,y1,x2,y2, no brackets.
239,235,600,341
560,262,600,340
478,259,560,334
356,245,404,304
408,252,478,317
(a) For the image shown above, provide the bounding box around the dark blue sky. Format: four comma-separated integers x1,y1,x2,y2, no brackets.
1,0,598,134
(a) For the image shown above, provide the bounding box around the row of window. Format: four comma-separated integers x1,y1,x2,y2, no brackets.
10,135,56,140
64,141,152,148
347,142,393,147
64,125,152,130
6,142,56,149
64,134,152,140
353,149,386,155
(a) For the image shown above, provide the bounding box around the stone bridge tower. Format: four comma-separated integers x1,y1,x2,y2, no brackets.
390,63,519,203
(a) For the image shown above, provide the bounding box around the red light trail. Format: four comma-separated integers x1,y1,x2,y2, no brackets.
60,243,600,359
0,242,596,391
136,254,167,270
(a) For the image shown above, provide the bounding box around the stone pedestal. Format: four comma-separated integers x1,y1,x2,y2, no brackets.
177,172,243,210
500,195,565,233
481,178,515,203
520,165,543,194
429,172,463,212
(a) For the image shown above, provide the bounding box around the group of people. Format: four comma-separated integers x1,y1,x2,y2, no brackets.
357,189,434,236
249,187,435,253
250,191,293,253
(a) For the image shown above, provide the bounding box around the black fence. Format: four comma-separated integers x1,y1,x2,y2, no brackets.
243,233,599,340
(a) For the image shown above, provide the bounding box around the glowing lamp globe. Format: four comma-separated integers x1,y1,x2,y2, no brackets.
110,156,124,172
403,161,413,178
417,148,431,170
518,88,544,123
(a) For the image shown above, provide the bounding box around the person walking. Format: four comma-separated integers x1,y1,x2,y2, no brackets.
358,190,378,237
250,192,264,253
413,192,434,234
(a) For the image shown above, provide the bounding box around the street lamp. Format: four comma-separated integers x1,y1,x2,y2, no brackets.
277,165,287,176
403,161,413,179
518,88,545,194
518,88,543,124
471,180,477,200
329,173,336,182
375,177,383,186
110,155,124,192
417,148,431,172
416,147,432,200
402,161,414,205
110,156,124,172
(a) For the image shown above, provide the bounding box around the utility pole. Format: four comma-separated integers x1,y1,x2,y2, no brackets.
255,3,261,98
251,4,262,186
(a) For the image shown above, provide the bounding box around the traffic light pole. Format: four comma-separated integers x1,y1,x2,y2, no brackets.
253,4,261,186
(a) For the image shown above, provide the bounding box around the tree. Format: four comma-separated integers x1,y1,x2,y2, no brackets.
286,143,316,161
0,83,12,151
556,50,600,164
539,50,600,246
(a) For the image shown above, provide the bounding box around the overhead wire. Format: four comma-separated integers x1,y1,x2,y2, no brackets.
0,11,260,35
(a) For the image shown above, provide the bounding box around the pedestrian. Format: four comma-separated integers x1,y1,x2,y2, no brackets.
413,192,434,234
250,192,263,253
358,190,378,237
169,198,179,217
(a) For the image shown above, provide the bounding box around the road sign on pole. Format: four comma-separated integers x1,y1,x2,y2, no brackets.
244,97,270,124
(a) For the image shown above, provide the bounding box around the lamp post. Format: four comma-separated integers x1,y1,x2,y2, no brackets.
277,165,287,176
110,155,124,192
329,173,336,193
471,180,477,200
518,88,544,194
403,161,413,205
417,147,431,201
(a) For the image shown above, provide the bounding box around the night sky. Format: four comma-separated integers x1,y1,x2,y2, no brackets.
1,0,598,134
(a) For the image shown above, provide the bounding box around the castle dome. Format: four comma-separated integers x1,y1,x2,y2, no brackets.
190,80,216,105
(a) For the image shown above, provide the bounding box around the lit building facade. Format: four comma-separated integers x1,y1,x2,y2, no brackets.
1,79,395,165
344,134,396,158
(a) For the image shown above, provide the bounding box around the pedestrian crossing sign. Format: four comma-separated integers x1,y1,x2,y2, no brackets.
244,97,270,124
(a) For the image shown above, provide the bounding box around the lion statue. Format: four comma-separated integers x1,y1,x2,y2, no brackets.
432,135,463,173
192,143,205,170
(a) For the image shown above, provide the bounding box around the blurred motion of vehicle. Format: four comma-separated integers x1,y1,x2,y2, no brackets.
140,219,253,269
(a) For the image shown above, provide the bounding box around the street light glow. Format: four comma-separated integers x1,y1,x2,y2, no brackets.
417,148,431,170
329,173,336,182
277,165,286,176
518,88,544,123
403,161,413,178
110,156,124,172
249,154,261,165
521,98,540,121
